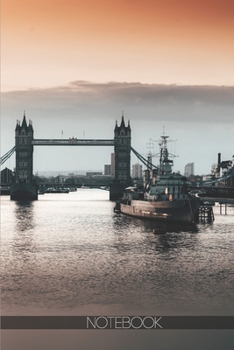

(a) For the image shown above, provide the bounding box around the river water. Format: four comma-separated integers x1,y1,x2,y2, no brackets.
1,189,234,349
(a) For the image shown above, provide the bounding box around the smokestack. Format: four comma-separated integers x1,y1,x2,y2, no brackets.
217,153,221,174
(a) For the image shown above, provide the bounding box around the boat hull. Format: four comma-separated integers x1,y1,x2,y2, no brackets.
121,198,200,223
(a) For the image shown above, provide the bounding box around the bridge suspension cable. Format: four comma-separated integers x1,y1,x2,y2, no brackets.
131,147,159,171
0,146,16,166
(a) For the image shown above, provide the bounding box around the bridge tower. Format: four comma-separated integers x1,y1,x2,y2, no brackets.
10,114,38,200
110,115,132,200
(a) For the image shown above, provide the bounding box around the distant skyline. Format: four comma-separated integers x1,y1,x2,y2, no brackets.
1,0,234,175
2,82,234,175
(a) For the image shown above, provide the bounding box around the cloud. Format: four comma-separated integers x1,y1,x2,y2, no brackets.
2,82,234,125
1,82,233,175
2,81,234,145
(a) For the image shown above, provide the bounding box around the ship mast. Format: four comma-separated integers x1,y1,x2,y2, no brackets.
151,127,177,175
159,136,169,165
158,134,174,174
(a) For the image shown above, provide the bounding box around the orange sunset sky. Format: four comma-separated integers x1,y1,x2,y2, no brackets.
2,0,234,91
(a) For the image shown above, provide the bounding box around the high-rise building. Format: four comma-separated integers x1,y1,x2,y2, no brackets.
184,163,194,177
132,163,143,179
104,164,111,175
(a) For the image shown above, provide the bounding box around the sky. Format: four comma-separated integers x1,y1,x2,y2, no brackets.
1,0,234,175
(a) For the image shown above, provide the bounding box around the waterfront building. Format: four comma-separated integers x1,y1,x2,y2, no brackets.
0,167,13,185
216,153,233,177
184,162,194,177
86,172,102,177
104,164,111,176
132,163,143,179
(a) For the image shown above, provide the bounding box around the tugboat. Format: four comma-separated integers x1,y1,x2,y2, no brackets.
120,134,201,223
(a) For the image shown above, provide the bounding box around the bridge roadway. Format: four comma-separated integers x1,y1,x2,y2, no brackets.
189,186,234,198
32,139,115,146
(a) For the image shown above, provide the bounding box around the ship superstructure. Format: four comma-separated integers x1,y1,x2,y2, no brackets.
120,134,201,223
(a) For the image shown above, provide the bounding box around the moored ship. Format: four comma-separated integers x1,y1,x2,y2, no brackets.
119,134,201,223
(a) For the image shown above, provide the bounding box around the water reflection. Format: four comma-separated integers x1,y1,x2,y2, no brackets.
113,212,198,233
143,220,198,234
112,213,199,256
152,231,197,254
13,201,36,261
14,201,35,232
1,190,234,317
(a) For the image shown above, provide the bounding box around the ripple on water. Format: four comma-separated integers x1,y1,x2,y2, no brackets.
1,192,234,315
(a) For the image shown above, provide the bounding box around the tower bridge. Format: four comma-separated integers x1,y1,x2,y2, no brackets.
32,139,115,146
5,114,132,200
2,114,234,201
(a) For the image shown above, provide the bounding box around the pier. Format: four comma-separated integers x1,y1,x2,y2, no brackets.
196,202,215,223
198,197,234,216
